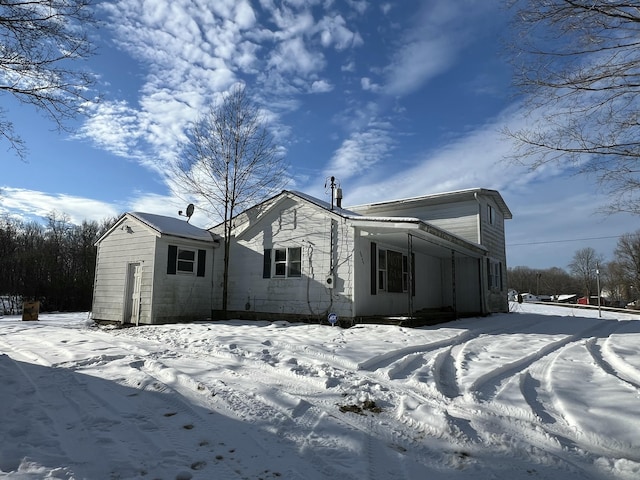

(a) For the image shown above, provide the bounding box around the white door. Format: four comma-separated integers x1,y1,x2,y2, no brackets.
125,263,142,324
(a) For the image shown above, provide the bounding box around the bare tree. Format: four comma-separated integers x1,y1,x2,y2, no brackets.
505,1,640,214
174,84,289,315
568,247,604,298
1,0,96,159
508,265,579,295
614,230,640,301
603,260,632,306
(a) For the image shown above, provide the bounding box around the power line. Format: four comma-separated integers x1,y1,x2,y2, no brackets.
508,234,622,247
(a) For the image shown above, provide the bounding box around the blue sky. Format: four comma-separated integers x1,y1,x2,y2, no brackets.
1,0,636,270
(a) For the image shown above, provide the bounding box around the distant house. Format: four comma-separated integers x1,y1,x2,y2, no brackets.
91,188,512,325
519,293,539,302
92,212,218,325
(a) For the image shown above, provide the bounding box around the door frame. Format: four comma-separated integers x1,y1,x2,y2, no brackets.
124,262,143,325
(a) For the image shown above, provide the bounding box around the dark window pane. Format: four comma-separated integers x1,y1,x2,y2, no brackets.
178,261,194,272
275,263,286,276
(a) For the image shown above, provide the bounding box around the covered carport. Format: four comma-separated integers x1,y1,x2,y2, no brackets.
352,217,488,320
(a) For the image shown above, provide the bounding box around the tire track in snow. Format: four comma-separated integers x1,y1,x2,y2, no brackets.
547,342,640,464
433,346,461,399
468,320,622,402
358,315,544,374
600,332,640,389
586,338,640,391
357,330,473,372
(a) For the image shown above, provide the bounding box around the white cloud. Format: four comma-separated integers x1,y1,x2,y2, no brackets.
361,77,381,93
317,14,363,50
326,127,394,181
380,1,497,97
267,36,325,75
80,0,368,174
383,37,455,96
0,187,121,225
0,187,217,229
310,79,333,93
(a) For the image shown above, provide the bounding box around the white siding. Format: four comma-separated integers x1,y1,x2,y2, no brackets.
92,218,156,323
479,196,508,312
353,235,447,317
217,198,355,319
350,200,481,243
150,239,215,323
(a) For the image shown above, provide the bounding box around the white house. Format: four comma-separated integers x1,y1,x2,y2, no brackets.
209,188,511,324
91,188,512,325
92,212,218,325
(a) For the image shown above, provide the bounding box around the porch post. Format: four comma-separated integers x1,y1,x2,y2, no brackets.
451,250,457,317
407,233,413,318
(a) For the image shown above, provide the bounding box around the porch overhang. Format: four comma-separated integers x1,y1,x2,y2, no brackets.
352,218,487,259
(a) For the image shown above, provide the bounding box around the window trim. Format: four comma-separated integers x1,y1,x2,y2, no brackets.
265,247,302,278
377,247,413,294
177,247,196,274
487,258,502,290
378,249,387,291
167,245,206,277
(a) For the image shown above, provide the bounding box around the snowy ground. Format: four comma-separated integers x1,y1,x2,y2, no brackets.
1,304,640,480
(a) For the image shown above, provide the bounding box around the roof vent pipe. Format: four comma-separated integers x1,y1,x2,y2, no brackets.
325,175,341,210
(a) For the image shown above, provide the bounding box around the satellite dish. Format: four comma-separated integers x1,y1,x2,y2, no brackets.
178,203,195,222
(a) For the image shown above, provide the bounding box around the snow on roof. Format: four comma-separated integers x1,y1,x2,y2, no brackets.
130,212,214,242
349,187,513,219
287,190,361,216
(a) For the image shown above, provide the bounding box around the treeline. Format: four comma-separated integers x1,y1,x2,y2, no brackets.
0,213,117,313
508,230,640,305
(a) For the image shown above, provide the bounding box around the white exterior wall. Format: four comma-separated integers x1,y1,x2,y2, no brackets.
92,219,157,323
351,200,480,243
353,196,507,313
479,196,508,312
150,238,215,324
353,235,448,317
218,198,355,319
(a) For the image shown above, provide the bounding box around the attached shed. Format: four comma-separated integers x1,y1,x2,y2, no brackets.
209,190,493,323
92,212,218,325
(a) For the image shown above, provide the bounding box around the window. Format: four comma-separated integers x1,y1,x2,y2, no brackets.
402,255,409,292
487,258,502,290
177,248,195,273
167,245,206,277
376,247,413,294
378,249,387,291
488,204,495,225
264,247,302,278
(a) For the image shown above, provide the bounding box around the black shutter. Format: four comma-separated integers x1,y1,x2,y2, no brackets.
197,249,206,277
370,242,377,295
167,245,177,275
263,249,272,278
499,262,503,291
